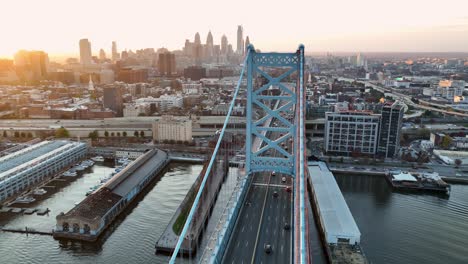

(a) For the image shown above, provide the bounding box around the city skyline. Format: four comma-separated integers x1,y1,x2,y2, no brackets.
2,0,468,59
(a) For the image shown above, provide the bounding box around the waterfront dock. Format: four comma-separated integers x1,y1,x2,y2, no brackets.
0,207,49,216
156,151,228,257
53,148,169,241
1,227,53,236
307,161,368,264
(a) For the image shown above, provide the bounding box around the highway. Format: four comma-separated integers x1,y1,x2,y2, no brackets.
224,128,294,263
337,77,468,118
223,171,293,264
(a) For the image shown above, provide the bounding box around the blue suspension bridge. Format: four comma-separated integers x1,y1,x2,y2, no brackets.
169,44,310,263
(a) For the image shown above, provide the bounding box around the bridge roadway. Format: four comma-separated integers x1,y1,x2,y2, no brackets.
223,171,293,264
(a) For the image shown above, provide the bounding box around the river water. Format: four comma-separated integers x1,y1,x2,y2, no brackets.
334,174,468,264
0,163,201,264
0,164,467,264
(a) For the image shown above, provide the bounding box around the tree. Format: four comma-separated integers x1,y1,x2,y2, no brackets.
88,130,99,141
117,132,121,137
111,132,115,137
455,159,462,167
20,132,26,138
140,131,145,137
441,135,453,149
26,132,33,138
55,127,70,138
104,131,109,138
14,131,20,138
134,131,139,137
122,131,127,137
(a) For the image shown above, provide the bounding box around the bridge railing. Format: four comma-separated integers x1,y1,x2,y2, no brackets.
169,50,251,264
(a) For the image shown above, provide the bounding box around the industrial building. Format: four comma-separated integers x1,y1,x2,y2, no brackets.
54,149,169,241
0,140,87,203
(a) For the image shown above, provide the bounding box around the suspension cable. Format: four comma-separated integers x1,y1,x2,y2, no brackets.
169,49,251,264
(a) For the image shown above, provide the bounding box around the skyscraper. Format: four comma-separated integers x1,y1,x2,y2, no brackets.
99,49,106,61
237,25,244,55
245,36,250,52
79,39,92,65
206,31,214,59
112,41,120,62
194,32,201,45
377,102,404,158
194,32,202,65
14,50,49,81
221,35,228,55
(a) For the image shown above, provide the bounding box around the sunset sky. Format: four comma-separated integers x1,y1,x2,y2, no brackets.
1,0,468,58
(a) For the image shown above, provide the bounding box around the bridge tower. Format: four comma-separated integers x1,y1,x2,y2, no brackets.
245,44,309,263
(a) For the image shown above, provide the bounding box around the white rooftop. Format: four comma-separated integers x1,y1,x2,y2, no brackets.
307,161,361,245
392,172,417,182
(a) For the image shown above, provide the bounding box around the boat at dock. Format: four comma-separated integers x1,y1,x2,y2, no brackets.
24,208,37,215
386,171,451,195
74,164,86,171
116,157,129,164
14,196,36,204
91,156,105,162
62,171,77,177
33,188,47,195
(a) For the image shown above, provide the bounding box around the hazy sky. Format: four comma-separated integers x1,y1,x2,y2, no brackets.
1,0,468,58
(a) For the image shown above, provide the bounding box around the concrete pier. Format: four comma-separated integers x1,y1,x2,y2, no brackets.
156,151,228,257
53,149,169,241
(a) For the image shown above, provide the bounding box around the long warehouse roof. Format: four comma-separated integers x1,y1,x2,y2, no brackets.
307,161,361,244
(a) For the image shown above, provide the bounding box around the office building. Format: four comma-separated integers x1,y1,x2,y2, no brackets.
0,59,18,82
152,116,192,142
324,111,381,156
0,140,87,203
103,87,123,116
117,68,148,83
245,36,250,52
99,49,106,61
112,41,120,62
14,50,49,81
377,102,404,158
184,66,206,81
221,35,228,55
79,39,92,65
237,25,244,55
193,32,203,65
205,31,214,58
136,94,183,111
158,52,176,76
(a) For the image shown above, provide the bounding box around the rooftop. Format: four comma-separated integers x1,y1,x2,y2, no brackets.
308,161,361,244
392,172,417,182
0,140,68,175
63,188,122,221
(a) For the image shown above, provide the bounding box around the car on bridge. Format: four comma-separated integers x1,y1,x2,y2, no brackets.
264,244,272,254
